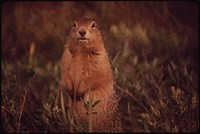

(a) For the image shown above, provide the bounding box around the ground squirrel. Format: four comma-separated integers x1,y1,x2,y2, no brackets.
61,18,122,132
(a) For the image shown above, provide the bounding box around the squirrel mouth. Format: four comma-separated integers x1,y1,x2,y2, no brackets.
78,38,89,43
79,37,88,40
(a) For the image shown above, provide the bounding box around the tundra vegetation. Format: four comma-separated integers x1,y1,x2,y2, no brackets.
1,2,199,132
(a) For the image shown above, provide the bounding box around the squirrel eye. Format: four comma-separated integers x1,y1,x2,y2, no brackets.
91,22,98,29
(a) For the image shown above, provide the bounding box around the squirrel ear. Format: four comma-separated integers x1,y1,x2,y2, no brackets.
91,21,98,29
73,21,77,28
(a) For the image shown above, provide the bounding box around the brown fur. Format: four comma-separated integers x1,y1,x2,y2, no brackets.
61,18,122,132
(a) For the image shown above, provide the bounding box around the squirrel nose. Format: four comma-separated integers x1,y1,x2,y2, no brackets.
79,29,86,37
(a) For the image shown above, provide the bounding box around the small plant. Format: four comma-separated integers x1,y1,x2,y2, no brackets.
138,86,198,132
83,87,102,132
39,102,65,132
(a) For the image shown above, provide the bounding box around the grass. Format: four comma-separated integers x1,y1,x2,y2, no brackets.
1,31,198,132
1,1,199,133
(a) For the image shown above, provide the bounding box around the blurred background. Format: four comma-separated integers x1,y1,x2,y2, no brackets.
1,1,199,132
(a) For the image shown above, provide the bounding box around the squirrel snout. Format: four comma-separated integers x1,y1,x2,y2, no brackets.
79,29,86,37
